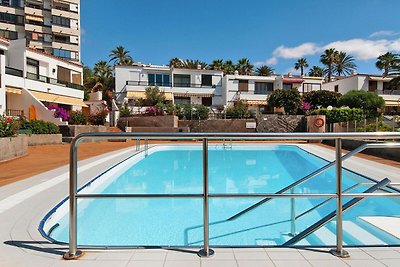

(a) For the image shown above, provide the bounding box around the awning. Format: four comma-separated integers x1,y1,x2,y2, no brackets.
369,76,394,82
174,93,214,98
385,100,400,106
245,100,268,105
6,86,22,94
127,91,173,100
26,14,44,22
283,78,304,84
30,91,87,107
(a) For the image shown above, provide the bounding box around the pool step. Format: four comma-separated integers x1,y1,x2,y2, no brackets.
337,221,387,245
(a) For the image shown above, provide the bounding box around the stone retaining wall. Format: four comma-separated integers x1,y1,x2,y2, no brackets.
0,135,28,162
119,115,178,128
256,115,306,133
27,134,62,146
179,119,256,133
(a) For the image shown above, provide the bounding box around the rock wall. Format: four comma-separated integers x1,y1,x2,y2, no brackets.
179,119,256,133
256,115,306,133
27,134,62,146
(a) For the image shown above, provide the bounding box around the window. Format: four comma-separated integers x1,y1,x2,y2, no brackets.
26,1,42,9
238,80,248,92
52,15,70,27
368,81,377,92
53,48,78,60
53,34,69,43
57,66,71,83
26,31,44,42
201,75,212,87
0,12,24,25
255,82,273,94
174,74,191,87
0,29,18,39
0,0,24,8
174,96,190,105
283,83,292,90
303,83,321,93
383,82,389,91
27,58,39,79
334,85,339,93
202,97,212,106
148,74,170,86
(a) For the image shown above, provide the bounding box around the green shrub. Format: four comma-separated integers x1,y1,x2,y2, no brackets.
144,86,166,105
338,90,385,118
225,100,251,118
69,111,88,125
89,110,108,125
20,120,60,134
312,107,364,123
357,121,393,132
0,115,19,137
119,106,131,117
175,104,209,120
303,90,341,109
267,88,302,115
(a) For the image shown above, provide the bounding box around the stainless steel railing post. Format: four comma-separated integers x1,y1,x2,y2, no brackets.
198,138,214,257
63,139,83,260
290,188,296,236
330,138,349,258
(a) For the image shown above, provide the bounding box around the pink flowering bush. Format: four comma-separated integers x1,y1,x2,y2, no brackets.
48,106,69,121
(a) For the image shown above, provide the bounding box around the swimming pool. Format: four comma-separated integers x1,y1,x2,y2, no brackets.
41,144,400,247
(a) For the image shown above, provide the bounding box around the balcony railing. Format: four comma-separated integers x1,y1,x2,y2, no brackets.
5,66,23,77
6,109,24,117
26,72,83,90
126,80,218,88
376,90,400,95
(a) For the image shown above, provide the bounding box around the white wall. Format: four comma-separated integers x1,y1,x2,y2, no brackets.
322,76,363,94
0,53,6,114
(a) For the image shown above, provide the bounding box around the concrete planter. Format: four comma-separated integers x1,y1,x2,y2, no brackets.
59,125,108,143
27,134,62,146
0,135,28,162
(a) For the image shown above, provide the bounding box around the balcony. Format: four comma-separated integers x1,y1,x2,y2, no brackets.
377,90,400,95
5,67,23,77
26,72,83,90
6,109,24,117
126,80,219,88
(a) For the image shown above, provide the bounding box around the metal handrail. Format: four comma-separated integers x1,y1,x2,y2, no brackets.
283,178,391,246
63,132,400,260
227,142,400,221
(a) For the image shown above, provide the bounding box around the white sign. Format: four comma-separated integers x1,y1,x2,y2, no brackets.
246,122,257,129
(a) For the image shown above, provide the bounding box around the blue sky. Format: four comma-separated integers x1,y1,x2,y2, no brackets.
81,0,400,75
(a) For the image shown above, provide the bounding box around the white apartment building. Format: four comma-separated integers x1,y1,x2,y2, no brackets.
0,38,85,124
115,64,224,106
223,73,324,110
0,0,81,62
322,74,400,113
115,64,325,110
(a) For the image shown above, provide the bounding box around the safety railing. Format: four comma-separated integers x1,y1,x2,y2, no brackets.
63,132,400,260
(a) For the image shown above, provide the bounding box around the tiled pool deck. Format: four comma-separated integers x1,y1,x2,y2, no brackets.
0,143,399,267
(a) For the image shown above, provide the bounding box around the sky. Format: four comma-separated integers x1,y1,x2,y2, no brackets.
81,0,400,75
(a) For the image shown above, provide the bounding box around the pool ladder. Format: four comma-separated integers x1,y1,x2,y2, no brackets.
222,139,232,149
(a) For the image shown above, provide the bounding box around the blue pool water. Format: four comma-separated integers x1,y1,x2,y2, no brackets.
44,145,400,247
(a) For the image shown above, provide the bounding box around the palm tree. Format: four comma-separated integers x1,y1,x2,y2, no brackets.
109,46,133,65
256,65,274,76
334,52,357,76
93,61,112,83
308,66,325,77
210,59,224,70
181,59,208,69
236,58,254,75
294,58,309,76
376,52,400,77
320,48,339,81
223,60,236,75
169,57,183,68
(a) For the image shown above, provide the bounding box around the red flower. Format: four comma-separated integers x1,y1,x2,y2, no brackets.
6,117,12,123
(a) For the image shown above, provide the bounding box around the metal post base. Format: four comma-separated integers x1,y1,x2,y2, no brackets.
330,248,350,258
63,250,83,260
198,248,215,258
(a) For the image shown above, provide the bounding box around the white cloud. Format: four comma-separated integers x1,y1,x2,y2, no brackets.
257,38,400,65
370,30,399,38
253,57,278,67
272,43,321,59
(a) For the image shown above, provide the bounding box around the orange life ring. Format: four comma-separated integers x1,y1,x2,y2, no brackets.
313,118,325,128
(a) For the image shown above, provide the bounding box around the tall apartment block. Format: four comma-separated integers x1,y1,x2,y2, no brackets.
0,0,80,62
